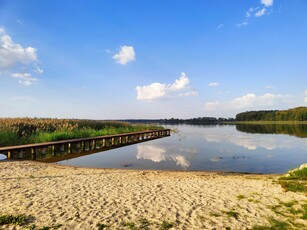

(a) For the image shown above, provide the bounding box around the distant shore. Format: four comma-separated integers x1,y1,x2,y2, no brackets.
225,121,307,125
0,161,306,229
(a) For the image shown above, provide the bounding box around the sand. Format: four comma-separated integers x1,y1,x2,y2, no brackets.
0,161,306,230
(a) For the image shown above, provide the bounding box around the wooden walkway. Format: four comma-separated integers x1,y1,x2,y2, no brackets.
0,129,171,161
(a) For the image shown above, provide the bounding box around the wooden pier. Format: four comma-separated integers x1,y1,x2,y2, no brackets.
0,129,171,161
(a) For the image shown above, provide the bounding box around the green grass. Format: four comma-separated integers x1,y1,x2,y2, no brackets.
279,181,306,193
225,211,239,220
281,200,298,208
122,222,136,230
252,218,291,230
278,167,307,193
160,220,175,230
97,223,108,230
237,194,246,200
0,120,163,147
139,218,150,229
0,214,26,226
282,167,307,181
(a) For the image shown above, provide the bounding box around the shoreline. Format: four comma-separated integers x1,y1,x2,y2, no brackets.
0,161,306,229
4,159,285,175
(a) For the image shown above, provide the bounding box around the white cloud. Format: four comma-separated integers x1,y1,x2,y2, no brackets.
11,72,32,79
208,82,219,87
19,80,32,86
261,0,273,7
136,72,197,101
11,72,39,86
304,90,307,103
265,85,275,89
205,93,291,112
230,93,288,109
34,63,43,74
237,22,248,27
217,24,224,29
0,26,43,86
112,45,135,65
246,7,258,17
255,8,266,17
0,27,37,69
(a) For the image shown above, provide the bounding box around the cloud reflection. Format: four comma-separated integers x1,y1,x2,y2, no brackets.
137,145,197,169
203,128,301,151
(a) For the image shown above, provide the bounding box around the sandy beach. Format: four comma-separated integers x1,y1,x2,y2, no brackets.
0,161,306,230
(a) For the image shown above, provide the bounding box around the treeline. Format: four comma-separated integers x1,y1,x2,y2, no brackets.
236,107,307,121
124,117,235,125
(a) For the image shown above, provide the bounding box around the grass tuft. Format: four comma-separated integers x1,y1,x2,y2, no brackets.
160,220,175,230
252,218,290,230
237,194,246,200
278,181,306,193
139,218,150,229
0,214,26,226
97,223,108,230
278,166,307,194
122,222,136,230
225,211,239,220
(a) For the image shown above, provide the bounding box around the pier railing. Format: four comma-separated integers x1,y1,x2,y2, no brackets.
0,129,171,161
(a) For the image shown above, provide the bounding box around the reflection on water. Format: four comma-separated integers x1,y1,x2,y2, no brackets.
58,124,307,173
236,124,307,138
137,145,197,169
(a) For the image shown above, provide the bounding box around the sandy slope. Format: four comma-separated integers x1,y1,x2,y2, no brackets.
0,161,306,229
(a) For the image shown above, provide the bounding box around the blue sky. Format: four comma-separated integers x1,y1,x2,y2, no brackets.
0,0,307,119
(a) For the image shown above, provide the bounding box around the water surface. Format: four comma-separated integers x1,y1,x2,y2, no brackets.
58,124,307,173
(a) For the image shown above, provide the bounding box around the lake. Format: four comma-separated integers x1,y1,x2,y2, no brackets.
58,124,307,174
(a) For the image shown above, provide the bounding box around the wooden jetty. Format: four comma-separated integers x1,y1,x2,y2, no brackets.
0,129,171,161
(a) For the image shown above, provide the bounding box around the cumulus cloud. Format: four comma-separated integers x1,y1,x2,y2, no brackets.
0,27,37,69
246,7,258,17
205,93,290,112
11,72,39,87
255,8,266,17
244,0,272,21
265,85,275,89
237,22,249,27
208,82,219,87
217,24,224,29
0,26,43,86
112,45,135,65
136,72,197,101
261,0,273,7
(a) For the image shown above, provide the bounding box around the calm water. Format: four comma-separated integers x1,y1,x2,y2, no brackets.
58,124,307,174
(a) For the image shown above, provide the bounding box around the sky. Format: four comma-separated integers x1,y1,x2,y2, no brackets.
0,0,307,119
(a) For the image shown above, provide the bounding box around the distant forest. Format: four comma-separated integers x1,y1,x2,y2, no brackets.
124,107,307,125
124,117,234,125
235,107,307,121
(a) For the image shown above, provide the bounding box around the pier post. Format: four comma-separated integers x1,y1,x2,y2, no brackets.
31,148,36,160
60,144,65,152
18,150,23,159
68,143,71,154
92,140,96,150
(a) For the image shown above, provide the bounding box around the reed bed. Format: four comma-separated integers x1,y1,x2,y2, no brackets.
0,118,162,147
